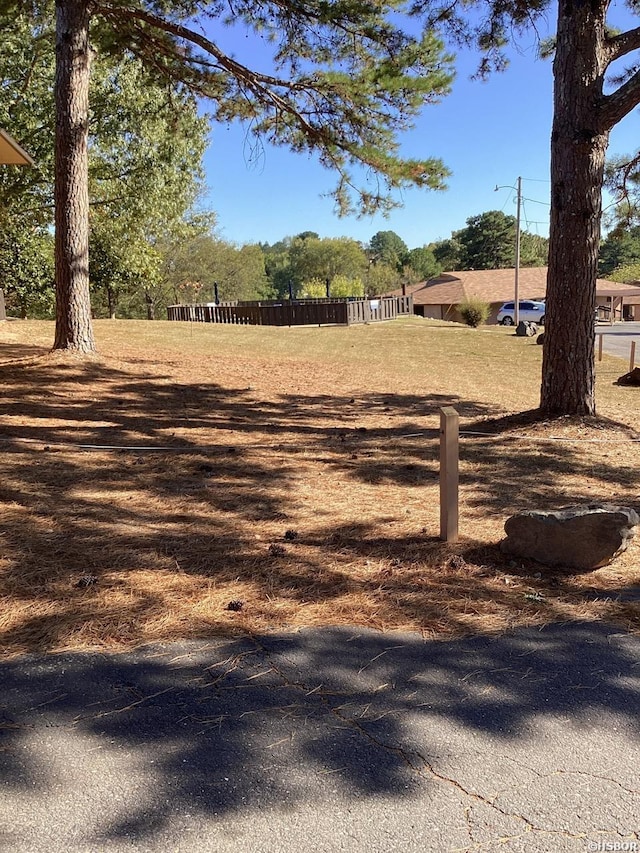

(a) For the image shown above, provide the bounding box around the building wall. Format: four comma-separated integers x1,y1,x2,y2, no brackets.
418,305,442,320
415,303,494,324
596,295,638,321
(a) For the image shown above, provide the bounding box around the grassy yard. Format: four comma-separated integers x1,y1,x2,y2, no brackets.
0,316,638,657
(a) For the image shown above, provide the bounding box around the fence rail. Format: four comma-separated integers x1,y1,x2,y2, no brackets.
167,296,413,327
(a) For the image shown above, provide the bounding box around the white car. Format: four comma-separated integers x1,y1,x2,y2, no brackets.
497,300,546,326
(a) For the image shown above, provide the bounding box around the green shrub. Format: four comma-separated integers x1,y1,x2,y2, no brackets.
458,297,491,327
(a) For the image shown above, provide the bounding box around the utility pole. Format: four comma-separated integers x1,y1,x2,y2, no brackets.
495,177,523,327
514,176,522,327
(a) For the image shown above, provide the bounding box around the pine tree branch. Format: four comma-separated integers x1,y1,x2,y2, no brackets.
96,3,323,96
599,67,640,129
606,27,640,63
95,3,344,152
604,152,640,210
91,1,452,216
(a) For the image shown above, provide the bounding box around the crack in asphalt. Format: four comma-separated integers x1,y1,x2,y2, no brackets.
250,639,637,852
249,642,543,835
545,768,639,796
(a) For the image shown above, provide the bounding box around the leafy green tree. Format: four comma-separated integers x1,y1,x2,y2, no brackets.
608,263,640,284
0,10,56,323
300,275,364,297
331,275,364,298
369,230,409,271
261,239,294,299
0,8,54,225
161,235,271,304
0,7,209,322
599,226,640,276
365,262,402,296
221,244,271,301
87,54,209,318
430,238,462,272
0,222,55,318
289,236,368,292
406,246,441,280
520,232,549,267
299,279,328,298
453,211,547,272
399,266,423,290
0,6,57,322
90,222,163,319
457,210,516,270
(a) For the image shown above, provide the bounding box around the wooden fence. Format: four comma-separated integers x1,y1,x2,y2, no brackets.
167,296,413,327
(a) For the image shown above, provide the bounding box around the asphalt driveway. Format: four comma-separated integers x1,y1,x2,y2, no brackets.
597,321,640,361
1,622,639,852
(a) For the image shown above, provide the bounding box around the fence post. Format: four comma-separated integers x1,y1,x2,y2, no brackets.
439,406,459,542
631,340,637,372
0,289,6,321
598,333,603,362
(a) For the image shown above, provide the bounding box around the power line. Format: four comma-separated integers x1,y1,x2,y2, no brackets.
496,187,516,215
521,196,550,206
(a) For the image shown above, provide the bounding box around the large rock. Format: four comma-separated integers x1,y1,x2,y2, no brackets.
617,367,640,386
516,321,537,337
501,504,639,571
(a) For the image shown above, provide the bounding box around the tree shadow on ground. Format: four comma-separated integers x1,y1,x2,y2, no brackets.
0,355,494,446
0,341,50,360
458,408,640,513
0,622,638,846
0,353,638,657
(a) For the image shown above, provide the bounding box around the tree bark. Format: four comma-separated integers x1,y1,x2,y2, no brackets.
540,0,610,416
53,0,96,353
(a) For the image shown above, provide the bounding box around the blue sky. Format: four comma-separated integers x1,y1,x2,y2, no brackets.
201,6,640,251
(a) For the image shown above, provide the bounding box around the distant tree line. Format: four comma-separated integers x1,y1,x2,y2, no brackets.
152,214,640,309
258,213,549,301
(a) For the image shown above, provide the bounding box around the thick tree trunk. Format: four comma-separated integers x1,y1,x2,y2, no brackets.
53,0,96,353
540,0,610,416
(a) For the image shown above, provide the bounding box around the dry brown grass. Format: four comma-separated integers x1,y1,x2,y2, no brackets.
0,317,638,658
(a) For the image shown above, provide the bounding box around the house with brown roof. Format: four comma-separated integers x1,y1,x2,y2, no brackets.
388,267,640,324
